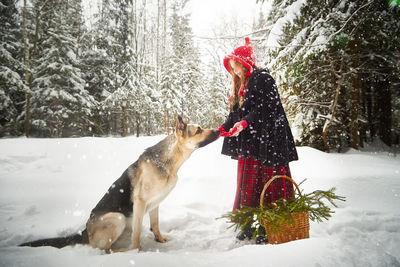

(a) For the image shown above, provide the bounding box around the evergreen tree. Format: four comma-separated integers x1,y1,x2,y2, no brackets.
159,57,181,133
101,0,162,137
262,0,400,151
204,62,229,128
0,0,25,136
81,0,122,135
30,0,94,137
252,9,268,66
167,0,203,124
80,29,113,135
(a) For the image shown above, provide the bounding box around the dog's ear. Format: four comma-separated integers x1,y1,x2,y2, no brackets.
177,115,188,124
175,115,188,137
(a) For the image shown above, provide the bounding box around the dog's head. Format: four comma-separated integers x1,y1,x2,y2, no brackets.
174,115,220,151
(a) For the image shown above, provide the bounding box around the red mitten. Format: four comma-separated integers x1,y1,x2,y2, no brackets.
218,126,231,137
229,120,248,136
239,120,248,129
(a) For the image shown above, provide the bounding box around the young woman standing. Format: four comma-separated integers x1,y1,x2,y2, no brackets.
219,37,298,243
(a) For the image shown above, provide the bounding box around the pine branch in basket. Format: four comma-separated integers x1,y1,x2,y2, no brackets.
219,187,345,238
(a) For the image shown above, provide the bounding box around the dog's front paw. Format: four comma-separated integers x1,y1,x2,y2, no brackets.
155,235,168,243
130,242,141,251
107,247,134,253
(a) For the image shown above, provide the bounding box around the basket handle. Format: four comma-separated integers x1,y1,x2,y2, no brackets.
259,175,302,210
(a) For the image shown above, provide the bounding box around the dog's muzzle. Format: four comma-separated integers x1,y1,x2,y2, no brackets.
197,129,220,148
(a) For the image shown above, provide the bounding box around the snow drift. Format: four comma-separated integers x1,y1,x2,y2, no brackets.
0,136,399,266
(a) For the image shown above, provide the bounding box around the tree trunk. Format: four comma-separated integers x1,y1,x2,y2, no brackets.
165,106,170,135
377,78,392,146
322,56,344,152
162,0,168,135
365,80,375,142
359,75,367,148
349,40,360,149
163,0,167,68
121,104,128,137
23,0,31,137
136,120,140,137
135,112,140,137
156,0,160,83
33,9,40,56
142,0,147,72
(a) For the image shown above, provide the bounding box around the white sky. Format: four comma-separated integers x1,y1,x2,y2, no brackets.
186,0,261,37
83,0,263,37
185,0,268,65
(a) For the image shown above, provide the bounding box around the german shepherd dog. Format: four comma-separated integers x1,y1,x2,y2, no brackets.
20,116,220,252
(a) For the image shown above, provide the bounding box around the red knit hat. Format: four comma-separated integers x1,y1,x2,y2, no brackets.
223,37,255,77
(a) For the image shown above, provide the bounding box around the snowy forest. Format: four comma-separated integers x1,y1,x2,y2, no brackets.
1,0,399,152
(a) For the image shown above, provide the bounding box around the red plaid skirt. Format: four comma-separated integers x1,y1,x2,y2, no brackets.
233,156,294,211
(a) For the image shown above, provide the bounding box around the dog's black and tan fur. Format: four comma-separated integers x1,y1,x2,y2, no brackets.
20,116,220,252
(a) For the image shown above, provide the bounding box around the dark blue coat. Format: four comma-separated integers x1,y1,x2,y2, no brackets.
221,68,298,167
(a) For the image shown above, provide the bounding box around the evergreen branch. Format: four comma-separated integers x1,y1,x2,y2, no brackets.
219,186,345,239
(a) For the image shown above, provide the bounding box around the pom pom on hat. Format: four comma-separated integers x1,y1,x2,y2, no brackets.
244,37,251,46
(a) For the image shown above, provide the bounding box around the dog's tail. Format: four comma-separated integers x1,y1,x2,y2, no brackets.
19,229,89,248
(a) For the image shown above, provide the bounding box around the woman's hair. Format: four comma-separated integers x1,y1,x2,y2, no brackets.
228,60,252,111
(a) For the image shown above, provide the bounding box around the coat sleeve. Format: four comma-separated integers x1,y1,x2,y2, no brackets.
241,73,274,126
221,111,235,131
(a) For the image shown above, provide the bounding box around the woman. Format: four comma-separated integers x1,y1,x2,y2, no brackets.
219,37,298,243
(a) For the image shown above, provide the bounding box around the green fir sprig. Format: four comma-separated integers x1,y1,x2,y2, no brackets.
220,186,345,239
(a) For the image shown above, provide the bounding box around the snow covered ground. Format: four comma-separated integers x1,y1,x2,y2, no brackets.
0,136,399,267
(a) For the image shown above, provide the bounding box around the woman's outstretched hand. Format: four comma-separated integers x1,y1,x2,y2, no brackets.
230,120,248,136
219,121,248,137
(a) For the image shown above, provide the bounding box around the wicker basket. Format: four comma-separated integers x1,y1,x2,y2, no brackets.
260,175,310,244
